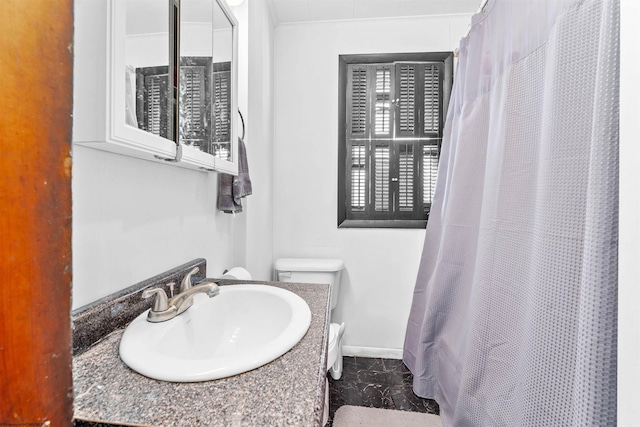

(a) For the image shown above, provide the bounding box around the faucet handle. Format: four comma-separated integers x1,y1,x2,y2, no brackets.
142,287,170,312
180,267,200,293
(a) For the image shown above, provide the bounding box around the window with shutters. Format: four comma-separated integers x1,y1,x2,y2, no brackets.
338,52,454,228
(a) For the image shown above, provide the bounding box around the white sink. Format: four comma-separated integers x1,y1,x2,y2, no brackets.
119,284,311,382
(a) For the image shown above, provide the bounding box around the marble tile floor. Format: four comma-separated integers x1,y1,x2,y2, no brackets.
326,356,439,426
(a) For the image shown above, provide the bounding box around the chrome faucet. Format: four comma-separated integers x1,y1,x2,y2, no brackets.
141,267,219,322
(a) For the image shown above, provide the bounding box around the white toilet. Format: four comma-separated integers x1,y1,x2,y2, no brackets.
274,258,346,380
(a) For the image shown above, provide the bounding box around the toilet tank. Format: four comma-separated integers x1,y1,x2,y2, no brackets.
274,258,344,311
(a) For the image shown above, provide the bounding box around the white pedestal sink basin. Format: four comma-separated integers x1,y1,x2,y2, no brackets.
119,284,311,382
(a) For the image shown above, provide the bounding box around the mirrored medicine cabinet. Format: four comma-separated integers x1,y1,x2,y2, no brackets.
73,0,239,174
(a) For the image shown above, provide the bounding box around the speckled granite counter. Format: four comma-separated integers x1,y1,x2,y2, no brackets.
73,267,330,427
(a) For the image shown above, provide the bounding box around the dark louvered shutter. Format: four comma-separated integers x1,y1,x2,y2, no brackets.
350,67,368,136
136,66,170,139
372,65,393,215
350,144,366,211
398,143,415,212
347,65,370,215
423,64,440,134
374,67,393,136
182,67,204,135
344,60,444,223
211,62,232,160
421,63,442,212
423,145,439,209
180,58,211,149
373,144,390,213
397,64,416,136
212,71,230,143
146,75,166,136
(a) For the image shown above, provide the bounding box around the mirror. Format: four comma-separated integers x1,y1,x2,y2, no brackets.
124,0,175,142
180,0,235,162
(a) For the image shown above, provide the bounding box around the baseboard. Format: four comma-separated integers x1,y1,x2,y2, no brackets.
342,345,403,359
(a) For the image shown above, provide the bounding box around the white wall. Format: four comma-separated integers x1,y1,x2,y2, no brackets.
228,0,249,269
245,0,277,281
618,0,640,424
273,15,471,357
72,147,243,308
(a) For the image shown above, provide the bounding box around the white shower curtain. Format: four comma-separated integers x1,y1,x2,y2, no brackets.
403,0,619,426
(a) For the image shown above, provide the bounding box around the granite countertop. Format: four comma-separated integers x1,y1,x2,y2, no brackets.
73,281,330,427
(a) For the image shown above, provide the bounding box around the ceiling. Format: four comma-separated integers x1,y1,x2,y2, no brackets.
266,0,482,24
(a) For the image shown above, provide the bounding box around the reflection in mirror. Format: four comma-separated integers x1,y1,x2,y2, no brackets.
179,0,213,154
180,0,233,161
125,0,173,141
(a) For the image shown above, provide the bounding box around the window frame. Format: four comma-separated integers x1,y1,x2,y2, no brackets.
338,52,454,229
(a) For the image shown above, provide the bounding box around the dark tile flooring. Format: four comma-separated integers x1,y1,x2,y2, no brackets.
326,356,439,426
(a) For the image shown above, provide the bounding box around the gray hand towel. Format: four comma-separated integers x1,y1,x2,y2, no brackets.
218,137,252,213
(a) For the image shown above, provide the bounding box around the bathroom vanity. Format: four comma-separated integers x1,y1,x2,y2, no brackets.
72,260,330,426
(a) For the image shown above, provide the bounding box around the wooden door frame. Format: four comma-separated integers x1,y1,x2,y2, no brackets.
0,0,74,423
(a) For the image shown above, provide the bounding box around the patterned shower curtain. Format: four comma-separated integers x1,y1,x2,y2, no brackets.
403,0,619,425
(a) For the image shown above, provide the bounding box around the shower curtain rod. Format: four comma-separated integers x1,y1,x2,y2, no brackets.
477,0,490,13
